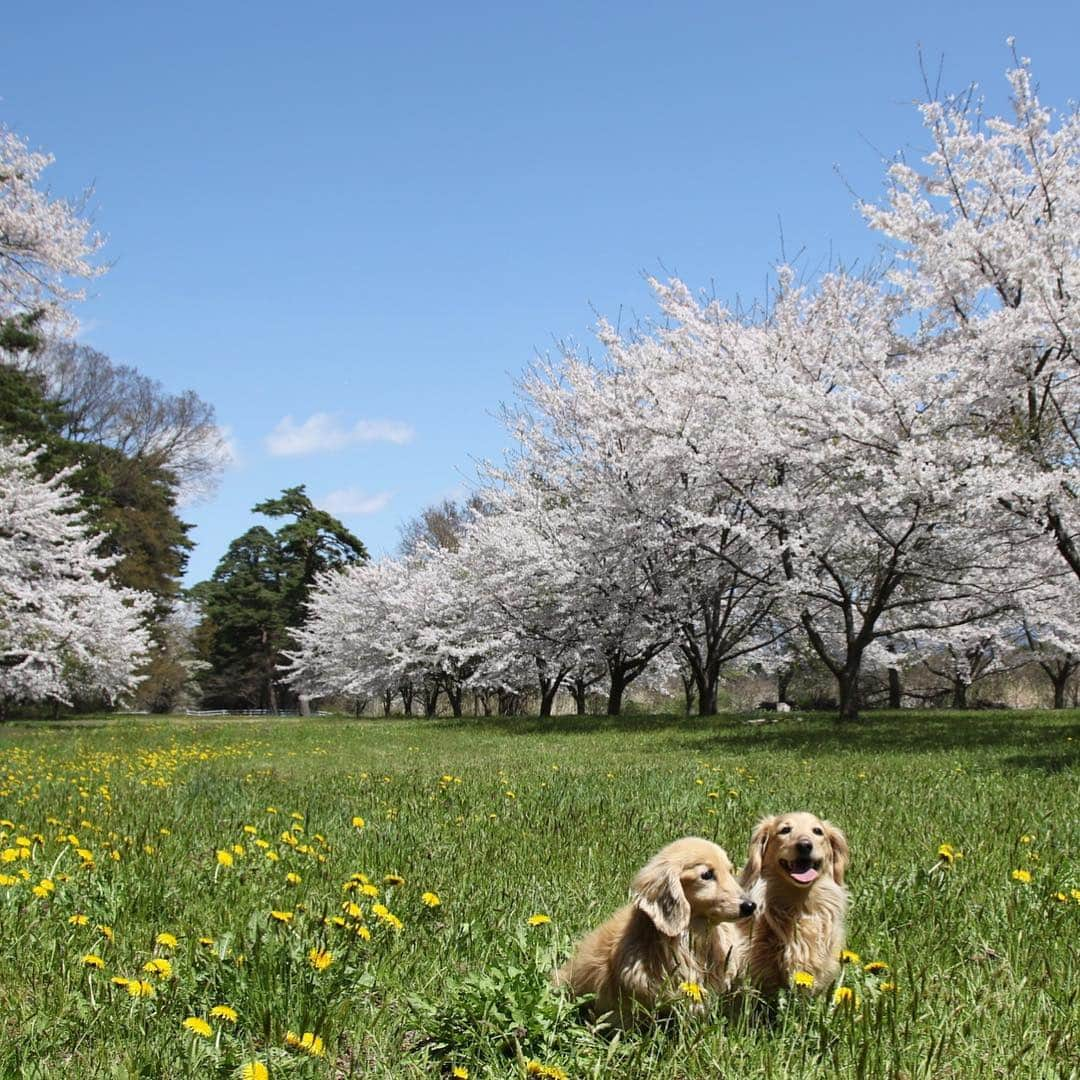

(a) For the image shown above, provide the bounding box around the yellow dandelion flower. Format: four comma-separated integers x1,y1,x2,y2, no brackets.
155,932,178,949
269,910,294,924
351,816,365,828
286,872,302,885
793,970,815,989
82,954,105,969
242,825,257,835
679,980,704,1003
421,891,441,907
879,981,897,992
452,1068,469,1079
265,850,280,862
68,913,89,926
216,849,234,868
266,806,278,814
1011,869,1032,884
126,979,156,998
527,914,551,926
143,958,172,978
284,1030,325,1057
839,949,861,964
0,874,19,886
863,961,890,974
371,903,389,919
231,843,245,857
357,925,372,941
525,1062,569,1080
937,844,961,865
833,986,859,1007
309,947,333,971
199,936,216,947
239,1063,269,1080
210,1004,238,1022
97,924,114,941
110,976,131,988
1020,834,1033,844
383,874,405,886
182,1017,213,1038
342,901,363,919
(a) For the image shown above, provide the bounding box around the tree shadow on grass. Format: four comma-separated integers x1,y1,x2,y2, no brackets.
676,710,1080,772
437,712,713,737
437,710,1080,773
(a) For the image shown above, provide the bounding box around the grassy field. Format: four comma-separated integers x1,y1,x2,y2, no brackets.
0,709,1077,1079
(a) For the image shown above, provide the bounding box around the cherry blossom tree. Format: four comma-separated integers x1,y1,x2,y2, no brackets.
290,53,1079,723
0,441,151,716
862,49,1080,584
1,123,105,346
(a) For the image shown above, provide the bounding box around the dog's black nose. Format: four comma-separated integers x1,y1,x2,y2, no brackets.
796,838,813,855
739,899,756,917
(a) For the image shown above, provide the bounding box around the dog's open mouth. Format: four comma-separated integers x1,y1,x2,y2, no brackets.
779,858,820,885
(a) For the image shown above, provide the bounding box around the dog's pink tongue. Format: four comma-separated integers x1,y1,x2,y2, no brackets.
789,867,819,884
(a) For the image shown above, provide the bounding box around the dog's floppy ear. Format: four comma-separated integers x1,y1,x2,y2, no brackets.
739,815,777,887
824,820,849,885
632,854,690,937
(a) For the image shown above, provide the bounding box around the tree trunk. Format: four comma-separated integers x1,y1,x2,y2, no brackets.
400,685,414,715
952,679,968,710
537,661,565,718
1051,669,1070,709
572,679,588,715
777,665,794,704
697,678,718,717
298,694,311,717
836,660,863,722
606,669,627,717
382,689,392,717
680,673,695,716
446,684,463,718
424,684,440,717
888,667,902,709
539,683,559,718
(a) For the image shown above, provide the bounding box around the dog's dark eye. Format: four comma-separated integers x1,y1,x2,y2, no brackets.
700,868,715,881
778,825,792,835
812,827,824,836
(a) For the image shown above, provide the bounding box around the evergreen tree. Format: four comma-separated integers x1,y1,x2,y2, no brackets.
193,487,367,710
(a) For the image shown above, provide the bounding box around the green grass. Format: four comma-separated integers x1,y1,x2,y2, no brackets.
0,709,1077,1079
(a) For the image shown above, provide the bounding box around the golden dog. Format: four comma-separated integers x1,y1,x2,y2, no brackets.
554,837,756,1025
739,812,849,994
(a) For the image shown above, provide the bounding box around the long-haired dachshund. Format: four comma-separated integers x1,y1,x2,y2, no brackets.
554,836,756,1025
739,812,849,993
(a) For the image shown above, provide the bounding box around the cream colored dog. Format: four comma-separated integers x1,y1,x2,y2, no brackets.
554,837,756,1025
739,812,849,994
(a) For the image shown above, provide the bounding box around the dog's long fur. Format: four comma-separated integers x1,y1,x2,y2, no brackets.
739,812,849,994
553,837,754,1025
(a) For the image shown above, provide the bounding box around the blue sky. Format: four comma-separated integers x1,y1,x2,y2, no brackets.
4,2,1077,582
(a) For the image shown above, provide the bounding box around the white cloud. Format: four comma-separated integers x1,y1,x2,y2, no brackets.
318,488,394,516
265,413,414,456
